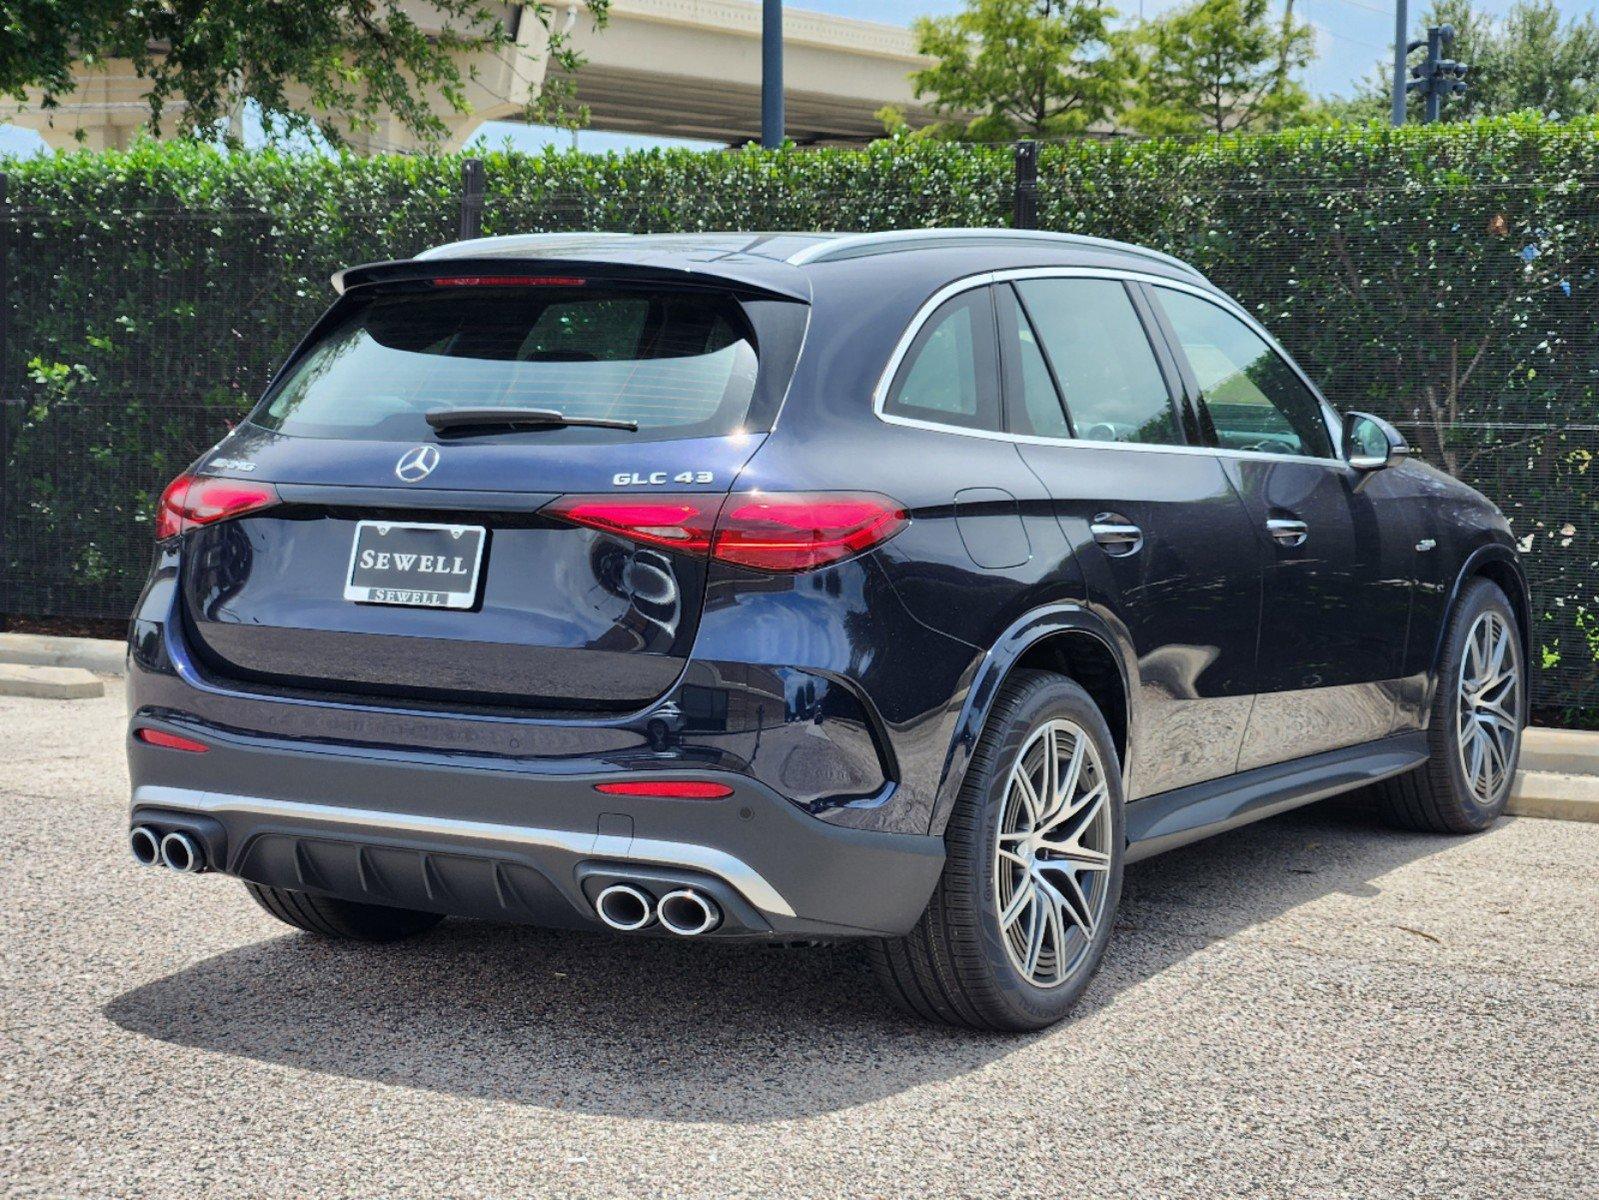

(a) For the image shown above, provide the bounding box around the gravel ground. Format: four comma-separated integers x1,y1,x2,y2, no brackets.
3,682,1596,1199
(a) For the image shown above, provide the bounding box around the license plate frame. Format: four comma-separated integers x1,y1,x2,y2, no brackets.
343,520,487,610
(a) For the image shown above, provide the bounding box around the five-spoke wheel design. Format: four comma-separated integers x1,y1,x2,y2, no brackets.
1456,610,1521,805
993,719,1112,989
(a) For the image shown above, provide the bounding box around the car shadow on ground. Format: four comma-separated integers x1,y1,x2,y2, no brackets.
104,798,1480,1123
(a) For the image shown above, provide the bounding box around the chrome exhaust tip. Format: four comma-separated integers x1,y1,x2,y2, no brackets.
129,826,162,867
657,888,721,937
594,883,655,932
158,830,205,874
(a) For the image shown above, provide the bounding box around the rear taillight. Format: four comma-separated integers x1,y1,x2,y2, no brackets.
545,496,722,554
155,473,280,540
713,493,909,571
545,491,907,572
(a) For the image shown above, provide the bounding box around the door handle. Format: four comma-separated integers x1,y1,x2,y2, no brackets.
1090,513,1143,556
1267,518,1309,548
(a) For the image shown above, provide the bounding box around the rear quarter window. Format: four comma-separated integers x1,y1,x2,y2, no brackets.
882,288,1002,432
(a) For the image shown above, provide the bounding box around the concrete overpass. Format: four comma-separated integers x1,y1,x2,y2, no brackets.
6,0,940,153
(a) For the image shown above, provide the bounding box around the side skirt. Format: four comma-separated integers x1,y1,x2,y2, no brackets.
1125,732,1428,863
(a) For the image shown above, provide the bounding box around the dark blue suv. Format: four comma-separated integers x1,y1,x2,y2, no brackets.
126,230,1528,1029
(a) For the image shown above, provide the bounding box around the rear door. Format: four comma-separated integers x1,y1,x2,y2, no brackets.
180,277,806,711
1147,283,1415,766
1000,273,1263,800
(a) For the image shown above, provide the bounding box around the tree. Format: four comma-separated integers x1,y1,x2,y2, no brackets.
1326,0,1599,124
1454,0,1599,118
1411,0,1599,120
1128,0,1315,134
903,0,1130,141
0,1,608,149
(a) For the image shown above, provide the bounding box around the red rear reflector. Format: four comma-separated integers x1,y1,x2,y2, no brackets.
430,275,587,287
545,491,907,572
155,473,280,540
136,728,209,753
594,781,734,799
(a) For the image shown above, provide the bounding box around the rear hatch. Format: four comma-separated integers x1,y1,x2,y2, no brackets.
177,273,807,712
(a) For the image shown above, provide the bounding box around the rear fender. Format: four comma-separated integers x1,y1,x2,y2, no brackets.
927,604,1137,836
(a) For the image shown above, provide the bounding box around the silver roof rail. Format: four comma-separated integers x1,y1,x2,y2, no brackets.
418,232,636,260
785,227,1205,279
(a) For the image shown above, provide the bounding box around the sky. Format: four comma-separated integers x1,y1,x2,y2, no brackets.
1,0,1593,156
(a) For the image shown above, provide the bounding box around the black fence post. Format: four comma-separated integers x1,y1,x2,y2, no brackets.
1013,140,1038,230
459,157,486,241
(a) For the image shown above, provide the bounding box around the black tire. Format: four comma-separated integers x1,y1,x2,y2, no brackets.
244,882,445,942
1375,577,1525,834
869,670,1125,1031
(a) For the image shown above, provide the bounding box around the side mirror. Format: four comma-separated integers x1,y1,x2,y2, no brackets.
1343,412,1411,471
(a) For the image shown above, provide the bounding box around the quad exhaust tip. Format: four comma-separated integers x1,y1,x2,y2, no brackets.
158,830,205,874
594,883,656,932
129,825,161,867
592,883,723,935
657,888,722,937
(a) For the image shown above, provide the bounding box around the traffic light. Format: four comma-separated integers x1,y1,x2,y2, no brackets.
1405,25,1469,122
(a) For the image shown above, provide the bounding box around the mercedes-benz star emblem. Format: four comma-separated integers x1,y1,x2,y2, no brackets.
395,444,440,483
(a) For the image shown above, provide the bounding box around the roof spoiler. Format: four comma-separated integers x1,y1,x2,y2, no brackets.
331,257,811,302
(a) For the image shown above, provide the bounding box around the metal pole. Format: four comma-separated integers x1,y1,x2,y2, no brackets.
761,0,785,149
1391,0,1408,126
1013,141,1038,230
1423,26,1442,122
459,158,485,241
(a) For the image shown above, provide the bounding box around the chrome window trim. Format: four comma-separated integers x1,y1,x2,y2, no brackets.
132,783,797,917
871,266,1353,469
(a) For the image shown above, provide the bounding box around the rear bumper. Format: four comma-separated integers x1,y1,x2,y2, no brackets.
127,718,944,939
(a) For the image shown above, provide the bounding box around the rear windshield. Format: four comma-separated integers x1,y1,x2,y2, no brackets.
252,284,766,442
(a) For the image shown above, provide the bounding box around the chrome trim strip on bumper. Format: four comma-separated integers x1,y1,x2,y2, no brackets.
131,785,797,917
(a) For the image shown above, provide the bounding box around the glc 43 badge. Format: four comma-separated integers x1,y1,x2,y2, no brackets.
613,471,714,486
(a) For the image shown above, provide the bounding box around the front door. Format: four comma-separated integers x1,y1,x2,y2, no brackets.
1147,284,1416,768
997,275,1263,800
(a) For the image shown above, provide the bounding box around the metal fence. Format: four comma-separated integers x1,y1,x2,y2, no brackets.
1,148,1596,717
0,207,286,622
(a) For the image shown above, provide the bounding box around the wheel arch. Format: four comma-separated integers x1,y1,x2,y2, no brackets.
1435,545,1531,685
927,604,1136,836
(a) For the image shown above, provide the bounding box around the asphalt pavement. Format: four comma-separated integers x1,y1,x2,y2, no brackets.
3,682,1595,1199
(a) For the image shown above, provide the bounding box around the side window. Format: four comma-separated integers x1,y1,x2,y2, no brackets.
1013,278,1180,446
1155,288,1334,458
884,288,1002,432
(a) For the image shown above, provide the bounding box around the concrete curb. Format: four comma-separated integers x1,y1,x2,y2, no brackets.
1508,770,1599,823
1520,727,1599,776
0,632,126,675
0,663,105,699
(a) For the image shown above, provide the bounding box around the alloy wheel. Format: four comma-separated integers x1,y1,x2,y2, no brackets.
1456,610,1521,805
992,719,1113,989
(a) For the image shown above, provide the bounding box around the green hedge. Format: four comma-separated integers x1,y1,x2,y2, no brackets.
2,116,1597,720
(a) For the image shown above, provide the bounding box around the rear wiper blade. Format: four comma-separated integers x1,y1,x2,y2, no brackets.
425,407,639,434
